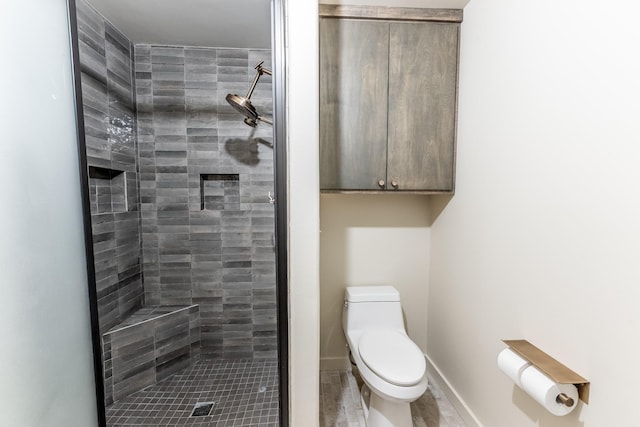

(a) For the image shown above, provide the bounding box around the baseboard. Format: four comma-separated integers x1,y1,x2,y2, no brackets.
320,356,350,371
425,353,483,427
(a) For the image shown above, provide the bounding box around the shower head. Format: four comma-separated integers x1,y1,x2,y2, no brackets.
226,93,258,122
225,61,273,127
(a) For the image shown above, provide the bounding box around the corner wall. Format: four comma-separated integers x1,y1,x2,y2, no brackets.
428,1,640,425
287,0,320,425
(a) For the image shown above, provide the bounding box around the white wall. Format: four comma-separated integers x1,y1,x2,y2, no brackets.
428,1,640,426
320,195,431,368
287,0,320,425
0,1,99,426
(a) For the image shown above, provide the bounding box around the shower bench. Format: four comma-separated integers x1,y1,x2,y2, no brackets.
102,304,201,404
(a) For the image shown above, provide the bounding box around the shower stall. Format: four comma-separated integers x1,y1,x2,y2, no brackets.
71,0,286,424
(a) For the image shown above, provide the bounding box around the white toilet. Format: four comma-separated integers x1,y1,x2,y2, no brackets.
343,286,428,427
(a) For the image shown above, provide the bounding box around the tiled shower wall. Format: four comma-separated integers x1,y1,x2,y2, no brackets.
134,46,277,359
77,0,143,335
77,0,276,360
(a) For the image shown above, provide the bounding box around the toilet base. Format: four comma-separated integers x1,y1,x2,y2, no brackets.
360,384,414,427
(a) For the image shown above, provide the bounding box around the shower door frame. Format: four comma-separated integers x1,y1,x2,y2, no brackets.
66,0,290,425
271,0,289,426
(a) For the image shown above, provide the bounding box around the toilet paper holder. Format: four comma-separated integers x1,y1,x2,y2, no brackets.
502,339,590,404
555,392,574,407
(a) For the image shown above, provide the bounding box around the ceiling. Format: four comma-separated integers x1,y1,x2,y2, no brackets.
86,0,272,49
85,0,470,49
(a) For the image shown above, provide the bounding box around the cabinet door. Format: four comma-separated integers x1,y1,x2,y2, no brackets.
320,19,389,190
387,22,459,191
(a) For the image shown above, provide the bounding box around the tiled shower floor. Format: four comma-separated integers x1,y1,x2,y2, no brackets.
106,359,279,426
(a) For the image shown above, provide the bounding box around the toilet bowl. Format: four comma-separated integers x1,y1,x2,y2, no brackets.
343,286,428,427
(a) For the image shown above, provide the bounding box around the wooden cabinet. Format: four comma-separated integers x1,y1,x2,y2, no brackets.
319,7,461,192
320,19,389,191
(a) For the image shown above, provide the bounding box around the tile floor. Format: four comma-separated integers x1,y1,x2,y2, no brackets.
106,358,462,426
106,359,279,426
320,368,466,427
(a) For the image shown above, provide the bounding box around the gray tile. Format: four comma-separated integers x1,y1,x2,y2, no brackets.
107,359,279,426
80,6,278,375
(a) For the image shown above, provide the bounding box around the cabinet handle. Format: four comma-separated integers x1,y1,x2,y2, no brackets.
391,181,399,189
378,180,385,188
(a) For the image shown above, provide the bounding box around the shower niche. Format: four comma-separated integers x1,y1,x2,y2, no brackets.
88,166,128,213
200,173,240,211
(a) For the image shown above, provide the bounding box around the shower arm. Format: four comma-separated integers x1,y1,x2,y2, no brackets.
244,61,273,100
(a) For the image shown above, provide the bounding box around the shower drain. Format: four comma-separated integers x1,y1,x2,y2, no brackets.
191,401,215,417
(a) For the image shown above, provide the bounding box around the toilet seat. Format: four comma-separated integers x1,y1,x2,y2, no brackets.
358,329,426,387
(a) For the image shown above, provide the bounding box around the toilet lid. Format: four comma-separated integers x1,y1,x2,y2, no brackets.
358,330,426,387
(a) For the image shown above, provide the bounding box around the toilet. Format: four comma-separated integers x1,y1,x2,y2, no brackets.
343,286,428,427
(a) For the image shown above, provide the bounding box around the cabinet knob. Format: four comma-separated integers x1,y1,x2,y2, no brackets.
391,181,399,189
378,180,385,188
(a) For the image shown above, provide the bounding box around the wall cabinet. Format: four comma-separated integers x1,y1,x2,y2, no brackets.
319,7,461,192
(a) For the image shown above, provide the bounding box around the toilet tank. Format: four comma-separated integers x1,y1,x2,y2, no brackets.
343,286,405,334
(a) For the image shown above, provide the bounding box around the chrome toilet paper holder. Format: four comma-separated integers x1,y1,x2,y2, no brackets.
502,339,590,404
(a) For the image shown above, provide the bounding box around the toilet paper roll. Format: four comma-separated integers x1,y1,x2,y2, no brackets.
497,348,530,388
519,365,579,416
